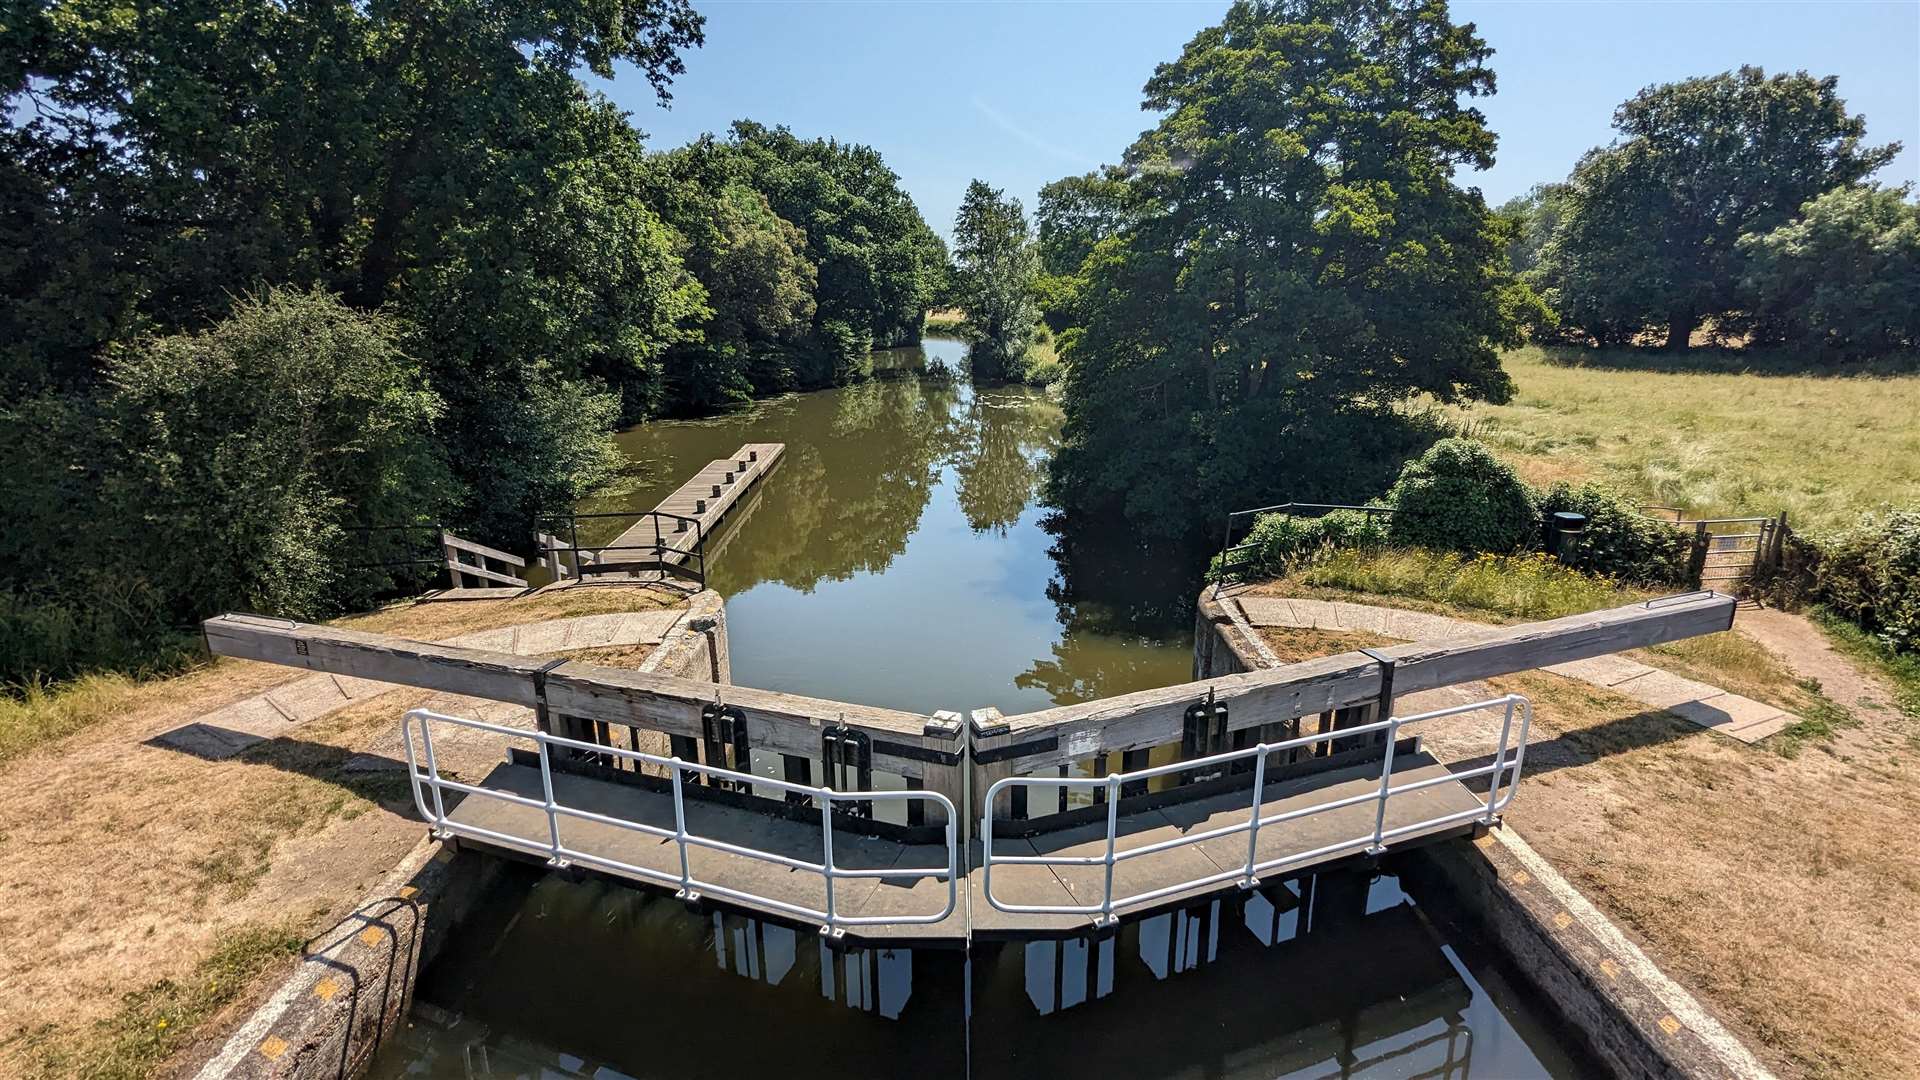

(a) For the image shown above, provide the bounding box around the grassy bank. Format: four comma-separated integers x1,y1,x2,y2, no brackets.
1451,345,1920,532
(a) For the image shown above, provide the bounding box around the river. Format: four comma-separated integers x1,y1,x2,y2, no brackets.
574,337,1197,716
368,338,1598,1079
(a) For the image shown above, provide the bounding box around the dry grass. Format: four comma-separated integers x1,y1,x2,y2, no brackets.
1482,667,1920,1079
0,586,680,769
1450,346,1920,532
0,585,684,1078
1250,607,1920,1077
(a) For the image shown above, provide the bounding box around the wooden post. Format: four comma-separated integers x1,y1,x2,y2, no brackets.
920,710,968,842
442,532,465,589
1687,522,1710,588
969,708,1018,841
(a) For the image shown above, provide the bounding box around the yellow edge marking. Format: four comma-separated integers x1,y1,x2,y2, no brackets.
1658,1015,1683,1037
397,885,420,900
259,1035,289,1060
312,977,340,1001
358,926,385,947
1599,958,1621,979
1510,870,1532,886
1552,911,1573,930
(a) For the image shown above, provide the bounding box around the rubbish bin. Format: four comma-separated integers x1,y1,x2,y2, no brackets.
1548,511,1587,563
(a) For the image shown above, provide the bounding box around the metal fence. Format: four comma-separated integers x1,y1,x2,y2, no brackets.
401,708,958,934
981,694,1532,924
535,509,708,587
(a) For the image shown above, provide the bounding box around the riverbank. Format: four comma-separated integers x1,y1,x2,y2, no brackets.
0,586,691,1078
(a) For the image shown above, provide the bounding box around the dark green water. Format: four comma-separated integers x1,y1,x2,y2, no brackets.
576,337,1198,716
370,866,1594,1079
369,339,1597,1078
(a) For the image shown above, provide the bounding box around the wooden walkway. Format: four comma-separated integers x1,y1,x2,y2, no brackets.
569,443,783,581
444,750,1483,945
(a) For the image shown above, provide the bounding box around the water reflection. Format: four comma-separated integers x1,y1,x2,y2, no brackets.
370,866,1591,1079
586,338,1195,715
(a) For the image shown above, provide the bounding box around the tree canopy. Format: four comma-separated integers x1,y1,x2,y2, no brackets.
1045,0,1528,540
0,1,955,681
1530,67,1898,350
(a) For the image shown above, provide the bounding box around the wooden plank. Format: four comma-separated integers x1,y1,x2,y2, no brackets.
440,531,526,567
202,613,548,706
543,661,951,781
443,557,527,587
989,592,1737,774
447,763,962,940
199,613,957,783
1375,592,1736,696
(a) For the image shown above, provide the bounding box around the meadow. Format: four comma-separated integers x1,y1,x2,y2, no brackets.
1449,346,1920,534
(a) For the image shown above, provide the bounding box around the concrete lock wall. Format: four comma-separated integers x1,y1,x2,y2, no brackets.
191,595,731,1080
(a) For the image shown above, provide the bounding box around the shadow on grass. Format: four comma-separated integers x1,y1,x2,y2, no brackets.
1535,343,1920,379
1447,706,1703,790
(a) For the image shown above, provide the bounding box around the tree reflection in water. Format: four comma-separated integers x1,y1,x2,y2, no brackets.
596,337,1197,714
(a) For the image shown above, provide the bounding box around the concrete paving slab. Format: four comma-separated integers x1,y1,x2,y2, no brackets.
1610,670,1726,710
1233,597,1298,627
1665,695,1790,745
1544,654,1656,687
1331,602,1392,635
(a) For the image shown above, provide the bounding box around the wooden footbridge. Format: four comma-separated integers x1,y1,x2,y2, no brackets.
536,443,783,586
203,591,1734,945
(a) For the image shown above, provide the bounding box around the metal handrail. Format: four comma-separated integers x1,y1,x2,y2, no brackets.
400,708,958,935
982,695,1531,924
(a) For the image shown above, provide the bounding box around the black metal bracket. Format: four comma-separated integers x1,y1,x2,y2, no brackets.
1181,690,1230,783
822,724,874,819
701,703,749,789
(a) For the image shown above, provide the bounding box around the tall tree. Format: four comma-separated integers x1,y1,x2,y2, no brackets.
1534,67,1898,350
952,180,1040,383
727,121,947,386
1047,0,1526,540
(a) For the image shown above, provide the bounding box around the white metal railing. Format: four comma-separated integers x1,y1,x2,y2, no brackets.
400,708,958,934
982,694,1532,923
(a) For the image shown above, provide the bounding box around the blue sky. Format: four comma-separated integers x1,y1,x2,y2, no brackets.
595,1,1920,239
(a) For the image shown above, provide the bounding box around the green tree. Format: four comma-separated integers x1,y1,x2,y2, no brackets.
1738,185,1920,359
1533,67,1898,350
1047,0,1525,541
643,137,819,412
727,121,946,385
0,289,451,681
952,180,1041,383
3,0,705,541
1033,168,1134,331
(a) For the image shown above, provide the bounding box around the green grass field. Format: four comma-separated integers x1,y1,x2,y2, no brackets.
1449,346,1920,533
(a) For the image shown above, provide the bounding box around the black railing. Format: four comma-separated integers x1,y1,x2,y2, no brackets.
535,509,707,587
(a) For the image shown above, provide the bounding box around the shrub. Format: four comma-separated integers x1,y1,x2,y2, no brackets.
1537,482,1692,586
1812,510,1920,654
1385,438,1538,554
1220,509,1391,579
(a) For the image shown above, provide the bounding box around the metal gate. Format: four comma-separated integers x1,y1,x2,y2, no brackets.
1648,509,1788,593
